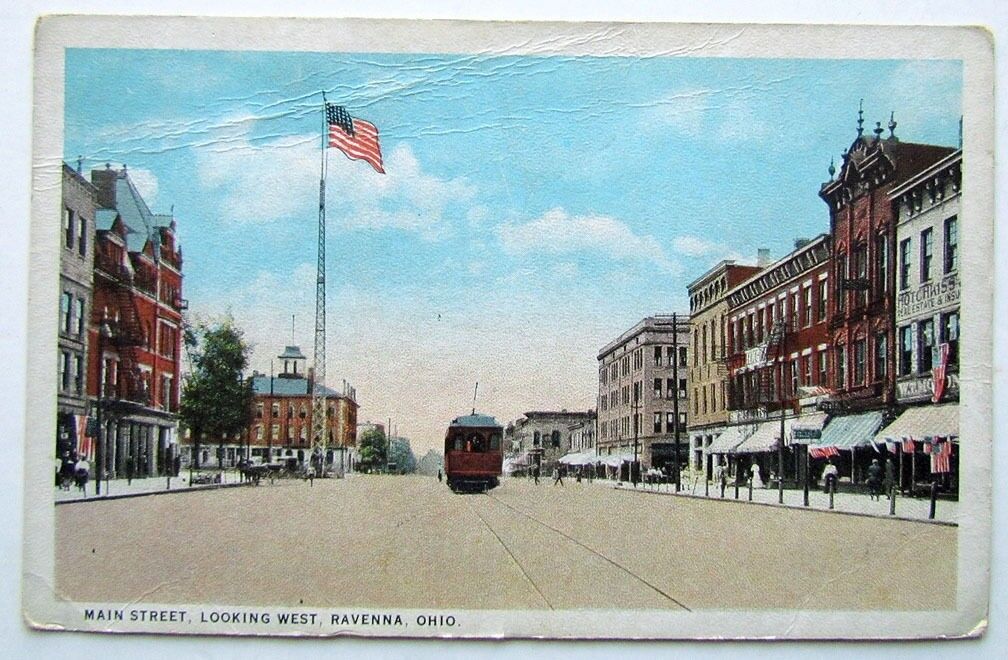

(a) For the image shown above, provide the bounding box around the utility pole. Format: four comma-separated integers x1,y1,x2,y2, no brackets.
777,318,787,505
672,312,681,492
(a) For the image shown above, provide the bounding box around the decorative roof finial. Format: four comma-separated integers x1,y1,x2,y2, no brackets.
888,111,897,139
856,98,864,136
873,121,884,140
105,162,111,170
122,163,127,172
76,156,82,173
828,157,836,179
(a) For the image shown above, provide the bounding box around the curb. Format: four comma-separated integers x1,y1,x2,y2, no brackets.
611,483,958,527
54,480,252,505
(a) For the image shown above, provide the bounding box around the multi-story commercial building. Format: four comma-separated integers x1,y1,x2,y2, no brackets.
597,315,689,473
88,164,185,479
814,114,955,481
56,162,97,460
686,258,763,477
874,149,961,490
567,417,596,454
508,410,595,470
717,236,832,483
243,344,358,470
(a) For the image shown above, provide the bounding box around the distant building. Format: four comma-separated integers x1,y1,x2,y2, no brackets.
508,410,595,470
567,417,595,454
239,344,358,469
685,258,763,477
597,315,689,472
88,164,184,479
56,162,97,460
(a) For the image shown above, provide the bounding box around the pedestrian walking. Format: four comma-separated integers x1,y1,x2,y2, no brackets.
749,463,764,489
822,459,838,493
533,465,540,485
74,456,90,494
867,458,883,501
552,467,564,486
437,469,442,483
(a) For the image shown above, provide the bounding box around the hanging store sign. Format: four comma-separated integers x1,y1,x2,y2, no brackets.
897,373,959,403
745,342,769,369
896,272,959,321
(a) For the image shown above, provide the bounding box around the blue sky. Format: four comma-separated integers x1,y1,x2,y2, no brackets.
64,49,962,453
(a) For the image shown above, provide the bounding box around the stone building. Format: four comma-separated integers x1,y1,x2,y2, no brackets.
88,164,185,479
873,149,961,490
508,410,595,470
56,162,97,460
685,258,763,477
597,315,689,473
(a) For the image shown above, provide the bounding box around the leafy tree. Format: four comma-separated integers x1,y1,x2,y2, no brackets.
389,436,418,474
357,428,387,472
179,318,254,469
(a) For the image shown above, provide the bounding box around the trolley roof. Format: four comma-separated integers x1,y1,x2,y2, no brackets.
449,413,502,429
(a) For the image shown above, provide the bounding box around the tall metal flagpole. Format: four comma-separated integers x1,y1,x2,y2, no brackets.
311,92,329,473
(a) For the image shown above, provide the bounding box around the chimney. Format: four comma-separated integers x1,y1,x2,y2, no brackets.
307,366,315,390
757,248,771,267
794,238,811,250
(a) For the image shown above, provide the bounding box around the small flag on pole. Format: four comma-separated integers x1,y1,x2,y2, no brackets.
930,438,952,474
74,414,93,460
901,436,915,454
808,445,839,459
326,103,385,174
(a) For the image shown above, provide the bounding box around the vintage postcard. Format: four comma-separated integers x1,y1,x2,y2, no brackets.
23,16,994,640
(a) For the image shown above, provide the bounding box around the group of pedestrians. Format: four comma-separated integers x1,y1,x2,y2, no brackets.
55,453,90,493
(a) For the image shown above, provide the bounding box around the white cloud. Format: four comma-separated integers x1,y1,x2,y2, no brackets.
646,84,776,143
672,234,720,257
194,130,474,240
496,207,679,273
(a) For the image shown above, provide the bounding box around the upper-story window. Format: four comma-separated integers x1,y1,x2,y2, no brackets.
75,298,85,336
61,292,72,334
817,280,828,321
899,239,912,290
920,228,934,282
876,233,889,294
836,253,847,311
899,325,913,376
63,208,75,250
78,217,88,256
944,216,959,274
802,287,812,327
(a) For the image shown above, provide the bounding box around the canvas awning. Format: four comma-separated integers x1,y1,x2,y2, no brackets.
706,426,750,454
735,419,791,453
875,403,959,442
810,410,885,450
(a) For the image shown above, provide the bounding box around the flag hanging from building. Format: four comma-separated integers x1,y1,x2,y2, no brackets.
930,437,952,474
901,436,915,454
326,103,385,174
74,414,93,460
932,342,950,403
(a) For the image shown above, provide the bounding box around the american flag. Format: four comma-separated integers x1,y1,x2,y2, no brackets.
326,103,384,174
930,438,952,474
901,436,915,454
809,445,839,459
74,414,92,460
886,441,899,455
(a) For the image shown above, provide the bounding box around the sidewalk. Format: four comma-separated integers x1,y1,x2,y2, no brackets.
611,477,958,525
55,470,249,503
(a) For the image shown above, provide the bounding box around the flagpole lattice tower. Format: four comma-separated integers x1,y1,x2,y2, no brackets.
311,92,329,470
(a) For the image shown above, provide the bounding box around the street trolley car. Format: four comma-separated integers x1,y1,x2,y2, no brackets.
443,413,504,492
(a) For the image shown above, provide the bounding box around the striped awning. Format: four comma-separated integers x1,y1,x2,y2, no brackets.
735,419,791,453
707,426,750,454
811,410,885,450
875,403,959,442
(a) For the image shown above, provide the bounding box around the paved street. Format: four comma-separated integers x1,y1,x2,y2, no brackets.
56,474,956,611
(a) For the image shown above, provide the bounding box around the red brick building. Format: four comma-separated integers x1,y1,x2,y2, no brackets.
819,116,955,413
713,235,832,481
88,165,185,479
242,345,359,470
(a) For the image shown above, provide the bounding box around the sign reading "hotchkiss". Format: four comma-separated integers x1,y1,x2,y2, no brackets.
896,273,959,321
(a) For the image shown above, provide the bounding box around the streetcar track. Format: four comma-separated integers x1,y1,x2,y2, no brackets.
461,494,554,610
484,491,692,612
